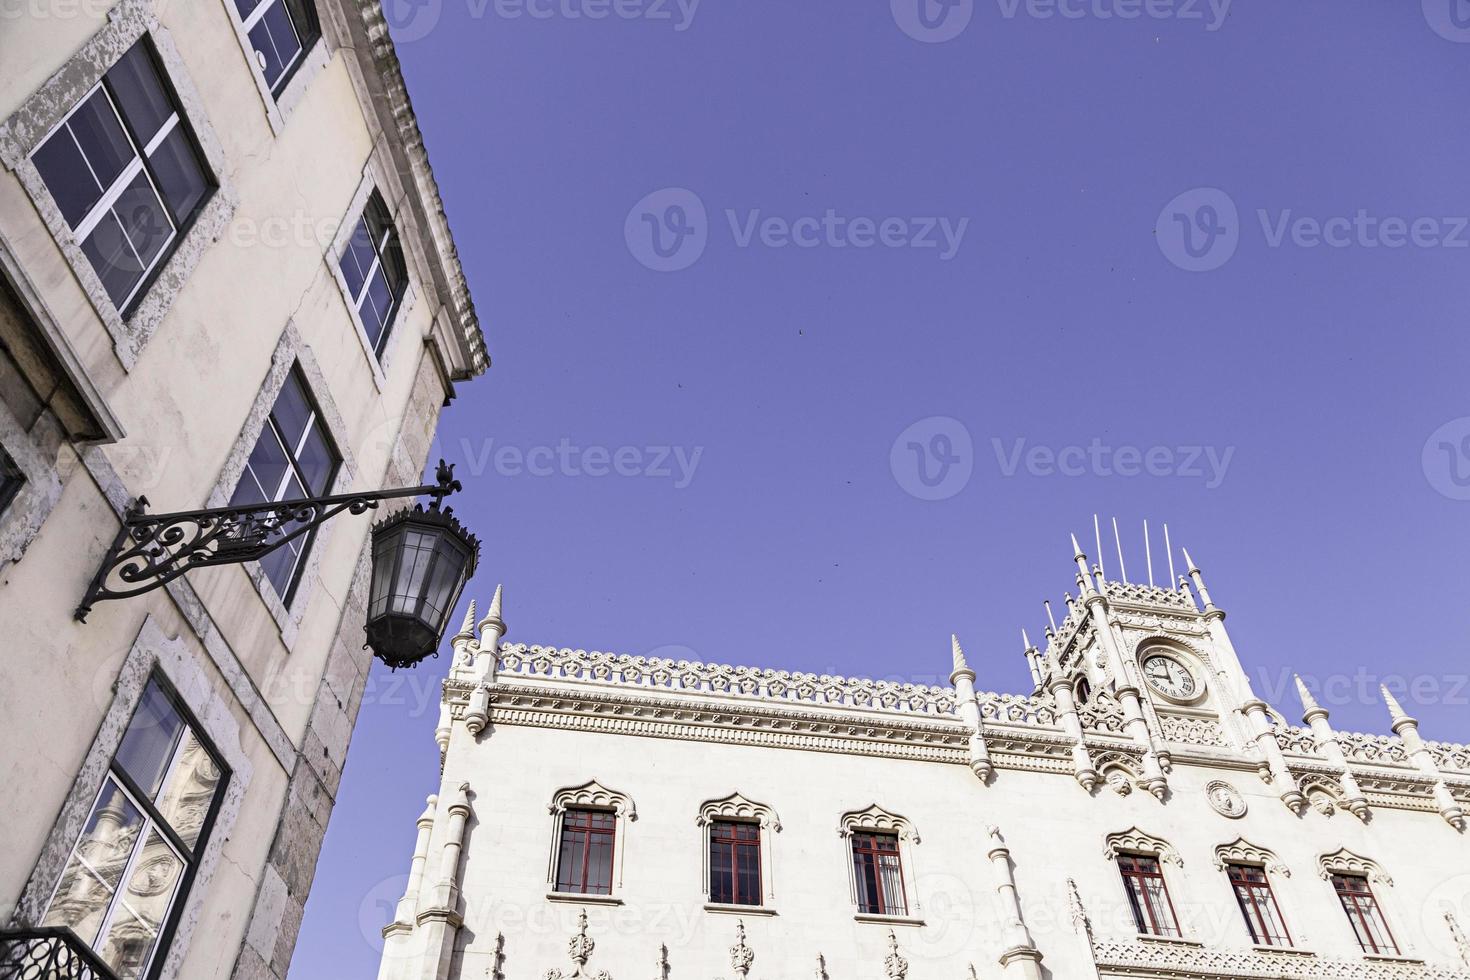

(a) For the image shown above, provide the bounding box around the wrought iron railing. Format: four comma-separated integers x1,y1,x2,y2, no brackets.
0,929,118,980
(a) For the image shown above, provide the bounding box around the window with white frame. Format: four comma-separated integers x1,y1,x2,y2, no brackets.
231,0,322,96
337,189,408,358
41,677,227,980
838,804,920,920
547,780,635,898
698,793,780,908
227,365,341,602
30,39,212,316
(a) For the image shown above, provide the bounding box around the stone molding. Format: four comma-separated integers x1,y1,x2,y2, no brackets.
1317,848,1392,886
1212,838,1290,876
697,792,782,831
1091,938,1467,979
1102,828,1182,866
549,780,637,821
837,805,920,844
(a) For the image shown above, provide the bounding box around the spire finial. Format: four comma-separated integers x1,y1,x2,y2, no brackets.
951,634,968,672
454,599,477,640
1294,675,1321,714
1071,533,1086,560
1381,685,1414,726
486,583,504,622
1021,628,1033,652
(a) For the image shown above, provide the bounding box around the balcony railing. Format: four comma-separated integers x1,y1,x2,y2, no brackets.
0,929,118,980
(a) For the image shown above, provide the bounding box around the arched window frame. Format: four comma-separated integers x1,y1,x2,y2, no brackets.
1318,848,1403,956
546,780,636,900
696,792,781,910
1214,839,1296,948
1104,828,1186,939
838,804,922,922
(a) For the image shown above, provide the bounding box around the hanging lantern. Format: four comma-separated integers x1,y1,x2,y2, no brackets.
365,499,480,669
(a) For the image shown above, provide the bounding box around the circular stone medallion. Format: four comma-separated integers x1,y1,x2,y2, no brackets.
1206,779,1247,818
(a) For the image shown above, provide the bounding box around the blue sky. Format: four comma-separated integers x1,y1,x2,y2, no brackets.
289,1,1470,973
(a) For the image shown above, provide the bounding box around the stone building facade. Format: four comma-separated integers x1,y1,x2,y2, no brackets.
0,2,485,978
378,550,1470,980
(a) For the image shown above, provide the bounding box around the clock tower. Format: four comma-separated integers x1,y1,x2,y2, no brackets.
1029,528,1299,807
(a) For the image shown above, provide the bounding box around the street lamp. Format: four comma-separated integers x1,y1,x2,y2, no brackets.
365,500,479,669
76,461,480,669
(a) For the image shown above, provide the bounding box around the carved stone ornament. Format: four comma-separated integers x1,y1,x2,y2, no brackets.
729,921,754,979
838,804,919,844
883,931,909,980
549,780,637,820
1318,848,1393,886
1205,780,1247,818
1213,838,1290,876
1103,828,1183,867
698,792,781,831
545,909,613,980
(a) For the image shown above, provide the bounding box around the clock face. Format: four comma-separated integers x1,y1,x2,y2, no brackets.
1142,653,1198,700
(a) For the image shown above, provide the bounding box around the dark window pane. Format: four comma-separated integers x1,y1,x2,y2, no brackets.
0,448,23,516
63,91,134,198
79,210,142,308
107,44,173,145
41,778,144,945
235,0,265,16
381,233,408,297
362,268,393,346
113,169,172,272
32,128,103,228
339,220,373,300
114,683,185,798
260,538,300,598
154,730,223,852
230,426,291,506
148,127,208,223
269,374,313,452
254,1,304,89
296,421,335,496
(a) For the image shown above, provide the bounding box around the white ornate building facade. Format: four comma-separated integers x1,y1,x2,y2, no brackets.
377,545,1470,980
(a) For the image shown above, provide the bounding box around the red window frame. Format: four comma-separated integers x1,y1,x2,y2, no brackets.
1332,873,1399,955
556,807,616,895
1227,864,1292,947
851,831,907,916
1118,853,1182,938
709,820,762,906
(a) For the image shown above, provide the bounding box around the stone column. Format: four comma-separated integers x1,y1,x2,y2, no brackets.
415,782,472,980
950,634,992,781
985,827,1044,980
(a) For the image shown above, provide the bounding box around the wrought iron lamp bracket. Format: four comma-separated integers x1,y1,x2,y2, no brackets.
75,460,464,621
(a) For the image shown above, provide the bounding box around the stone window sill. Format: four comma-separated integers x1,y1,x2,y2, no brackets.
705,903,776,916
546,891,622,906
1135,934,1204,947
1254,944,1316,956
1364,954,1425,965
855,913,925,928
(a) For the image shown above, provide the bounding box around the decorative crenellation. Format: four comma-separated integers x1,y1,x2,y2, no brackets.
1099,579,1198,610
1160,714,1229,747
497,644,960,718
1090,938,1470,979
